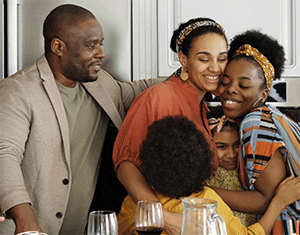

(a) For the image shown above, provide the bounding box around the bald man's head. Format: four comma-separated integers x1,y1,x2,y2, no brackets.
43,4,96,56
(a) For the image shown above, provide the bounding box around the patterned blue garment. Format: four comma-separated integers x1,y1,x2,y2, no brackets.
238,104,300,234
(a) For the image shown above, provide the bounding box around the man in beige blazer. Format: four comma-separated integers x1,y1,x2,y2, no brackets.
0,4,163,235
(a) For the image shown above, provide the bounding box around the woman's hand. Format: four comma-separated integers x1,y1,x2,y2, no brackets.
0,216,5,222
273,175,300,208
258,175,300,234
163,210,182,235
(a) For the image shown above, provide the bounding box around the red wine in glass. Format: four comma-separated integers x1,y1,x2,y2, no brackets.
136,226,163,235
135,201,164,235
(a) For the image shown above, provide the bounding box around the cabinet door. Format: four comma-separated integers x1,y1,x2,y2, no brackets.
157,0,300,78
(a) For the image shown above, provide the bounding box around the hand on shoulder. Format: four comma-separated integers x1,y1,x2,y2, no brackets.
274,175,300,207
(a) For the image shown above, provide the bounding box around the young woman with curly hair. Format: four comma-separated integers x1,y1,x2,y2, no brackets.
113,17,228,234
215,30,300,234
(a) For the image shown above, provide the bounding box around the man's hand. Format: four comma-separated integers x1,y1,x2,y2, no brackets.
0,216,5,222
7,203,43,235
162,210,182,235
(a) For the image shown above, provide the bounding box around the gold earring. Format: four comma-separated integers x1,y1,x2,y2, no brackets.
180,66,189,81
252,97,263,107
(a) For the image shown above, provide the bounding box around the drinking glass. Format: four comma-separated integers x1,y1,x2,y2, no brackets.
87,210,118,235
17,232,48,235
135,200,164,235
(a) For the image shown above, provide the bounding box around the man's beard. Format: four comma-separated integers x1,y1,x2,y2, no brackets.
63,60,97,83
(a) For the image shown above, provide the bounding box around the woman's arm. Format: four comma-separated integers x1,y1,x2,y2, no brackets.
211,148,286,214
117,161,158,203
117,161,183,235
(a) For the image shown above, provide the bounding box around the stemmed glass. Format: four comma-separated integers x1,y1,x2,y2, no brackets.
17,232,48,235
87,210,118,235
135,200,164,235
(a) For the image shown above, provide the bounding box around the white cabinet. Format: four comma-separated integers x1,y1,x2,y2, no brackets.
157,0,299,78
132,0,300,106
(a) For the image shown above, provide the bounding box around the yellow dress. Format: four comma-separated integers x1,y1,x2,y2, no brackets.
206,167,257,227
117,187,264,235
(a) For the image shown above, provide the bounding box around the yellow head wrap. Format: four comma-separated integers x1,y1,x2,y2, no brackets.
233,44,275,95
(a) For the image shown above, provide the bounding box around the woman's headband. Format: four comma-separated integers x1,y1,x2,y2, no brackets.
175,20,224,53
233,44,275,95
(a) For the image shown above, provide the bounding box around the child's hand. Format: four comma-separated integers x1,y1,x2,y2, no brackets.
274,175,300,207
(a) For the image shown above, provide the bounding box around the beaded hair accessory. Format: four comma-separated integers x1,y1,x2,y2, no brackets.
175,20,224,53
233,44,275,95
208,115,228,133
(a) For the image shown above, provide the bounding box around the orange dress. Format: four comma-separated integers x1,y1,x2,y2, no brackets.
112,74,218,172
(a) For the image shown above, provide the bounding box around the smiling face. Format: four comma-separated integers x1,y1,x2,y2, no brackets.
219,58,268,122
61,18,105,85
179,33,228,95
213,127,239,170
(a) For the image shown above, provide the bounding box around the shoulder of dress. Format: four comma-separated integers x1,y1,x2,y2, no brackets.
241,108,274,130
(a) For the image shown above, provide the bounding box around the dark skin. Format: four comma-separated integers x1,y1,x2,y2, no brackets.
7,17,105,235
211,149,286,214
7,204,43,233
48,19,105,88
213,58,287,216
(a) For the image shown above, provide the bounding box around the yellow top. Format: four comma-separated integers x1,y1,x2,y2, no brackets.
117,186,265,235
206,167,257,227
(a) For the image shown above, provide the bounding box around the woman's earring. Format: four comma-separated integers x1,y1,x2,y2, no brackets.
252,97,263,107
181,66,189,81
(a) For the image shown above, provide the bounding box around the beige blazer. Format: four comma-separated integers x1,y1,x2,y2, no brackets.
0,55,162,234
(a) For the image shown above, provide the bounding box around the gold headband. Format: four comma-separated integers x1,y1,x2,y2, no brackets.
233,44,275,95
176,20,224,53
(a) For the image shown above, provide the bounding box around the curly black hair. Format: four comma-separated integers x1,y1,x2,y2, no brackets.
170,17,227,55
140,116,213,198
228,30,286,82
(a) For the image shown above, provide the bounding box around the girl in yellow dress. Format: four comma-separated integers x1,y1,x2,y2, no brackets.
207,114,257,226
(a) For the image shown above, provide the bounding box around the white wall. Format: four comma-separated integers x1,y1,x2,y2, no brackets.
15,0,131,81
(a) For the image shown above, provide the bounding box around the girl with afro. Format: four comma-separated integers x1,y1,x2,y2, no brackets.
117,115,300,235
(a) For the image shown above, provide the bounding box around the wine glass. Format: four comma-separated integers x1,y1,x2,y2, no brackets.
87,210,118,235
17,232,48,235
135,200,164,235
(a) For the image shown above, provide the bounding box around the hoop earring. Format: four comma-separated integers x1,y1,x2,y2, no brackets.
252,97,263,108
180,66,189,81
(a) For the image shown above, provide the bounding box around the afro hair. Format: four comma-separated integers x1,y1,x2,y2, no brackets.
228,29,285,80
140,116,213,198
